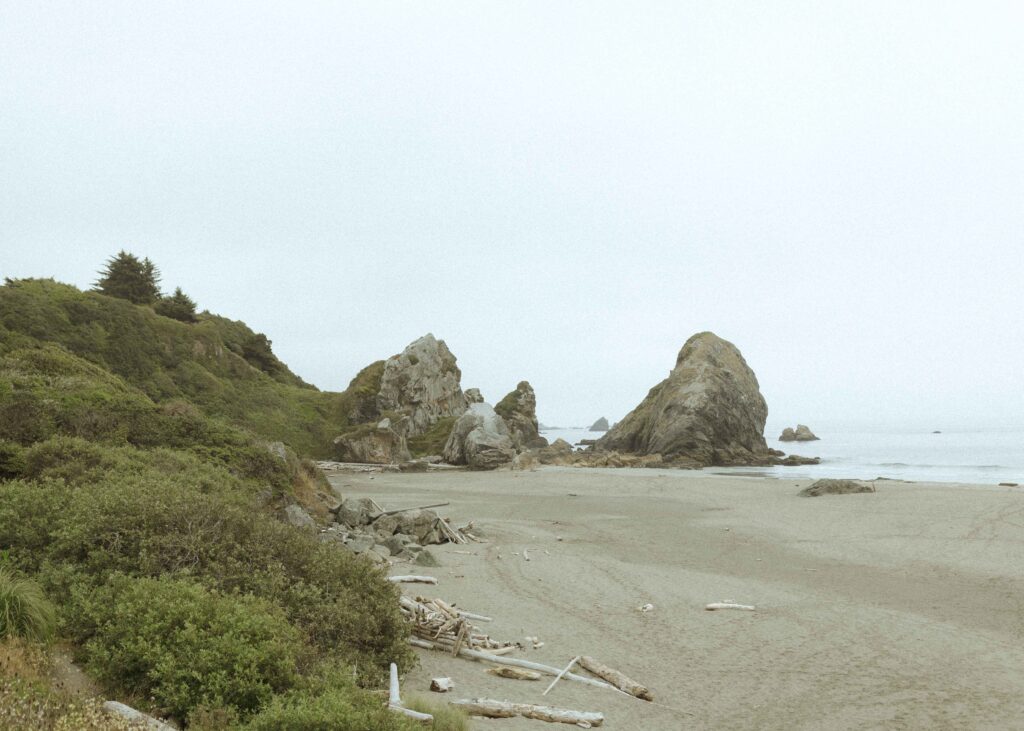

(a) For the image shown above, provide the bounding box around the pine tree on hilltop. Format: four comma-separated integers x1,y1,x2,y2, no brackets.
93,251,162,305
155,286,199,323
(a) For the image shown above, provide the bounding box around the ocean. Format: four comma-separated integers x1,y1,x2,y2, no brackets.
538,426,1024,485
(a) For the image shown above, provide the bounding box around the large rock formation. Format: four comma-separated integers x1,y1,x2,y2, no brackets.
376,334,467,436
596,332,769,466
443,403,515,470
494,381,548,450
333,417,411,464
779,424,819,442
589,417,610,432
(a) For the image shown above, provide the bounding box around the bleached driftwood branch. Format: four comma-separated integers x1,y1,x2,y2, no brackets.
408,637,615,691
388,662,433,723
705,602,755,611
578,656,653,701
451,698,604,727
387,575,438,584
542,656,579,696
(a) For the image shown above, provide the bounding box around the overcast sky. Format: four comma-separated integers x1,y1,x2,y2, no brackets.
3,2,1023,431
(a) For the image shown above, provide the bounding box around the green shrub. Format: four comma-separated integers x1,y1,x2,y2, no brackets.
0,569,56,641
0,440,25,480
71,574,303,721
405,695,471,731
155,287,199,323
408,416,456,457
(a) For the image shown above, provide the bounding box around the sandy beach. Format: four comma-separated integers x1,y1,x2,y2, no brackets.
330,467,1024,730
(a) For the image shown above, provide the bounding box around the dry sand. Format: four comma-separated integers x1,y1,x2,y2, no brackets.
330,467,1024,730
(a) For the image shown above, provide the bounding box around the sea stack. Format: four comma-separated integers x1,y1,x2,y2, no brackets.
494,381,548,449
589,416,610,432
597,332,769,466
376,333,467,435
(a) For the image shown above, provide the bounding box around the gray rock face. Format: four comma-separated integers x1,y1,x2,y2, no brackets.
589,417,610,432
335,497,381,527
779,424,819,442
464,388,484,403
376,334,468,436
597,332,769,466
284,504,315,530
495,381,548,450
799,479,874,497
443,402,515,470
333,418,411,464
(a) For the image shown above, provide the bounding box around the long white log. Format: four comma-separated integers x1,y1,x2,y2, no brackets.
451,698,604,727
408,637,616,691
705,602,755,611
103,702,176,730
388,662,433,723
388,575,438,584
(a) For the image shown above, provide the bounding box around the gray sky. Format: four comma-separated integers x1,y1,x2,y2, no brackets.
3,1,1023,431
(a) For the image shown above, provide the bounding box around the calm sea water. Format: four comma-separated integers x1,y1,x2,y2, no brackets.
539,427,1024,485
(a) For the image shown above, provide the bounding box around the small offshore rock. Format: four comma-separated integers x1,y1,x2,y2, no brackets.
799,479,875,497
589,417,610,432
779,424,820,442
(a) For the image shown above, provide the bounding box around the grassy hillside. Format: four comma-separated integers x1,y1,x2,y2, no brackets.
0,274,472,728
0,278,348,456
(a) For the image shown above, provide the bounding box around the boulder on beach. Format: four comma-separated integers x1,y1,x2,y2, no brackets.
376,334,468,436
589,417,610,432
495,381,548,450
443,402,515,470
333,417,411,464
596,332,769,466
799,479,875,497
779,424,819,442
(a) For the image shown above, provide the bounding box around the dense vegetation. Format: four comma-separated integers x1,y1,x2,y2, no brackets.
0,264,465,729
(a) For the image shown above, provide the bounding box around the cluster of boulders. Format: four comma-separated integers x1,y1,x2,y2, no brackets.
333,334,549,471
319,497,460,566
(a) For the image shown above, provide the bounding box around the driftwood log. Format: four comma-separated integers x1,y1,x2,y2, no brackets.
379,502,450,517
488,666,542,680
451,698,604,727
408,637,616,692
388,662,433,723
578,656,653,701
705,602,756,611
387,575,438,585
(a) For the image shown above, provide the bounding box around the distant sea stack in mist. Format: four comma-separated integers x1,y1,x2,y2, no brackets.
779,424,819,442
589,417,610,432
596,332,773,467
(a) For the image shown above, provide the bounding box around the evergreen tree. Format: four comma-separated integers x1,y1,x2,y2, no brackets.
155,287,199,323
93,251,162,305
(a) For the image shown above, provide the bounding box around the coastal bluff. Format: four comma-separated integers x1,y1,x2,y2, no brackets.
597,331,770,466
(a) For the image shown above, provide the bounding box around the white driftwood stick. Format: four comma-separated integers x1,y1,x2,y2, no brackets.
103,702,176,730
451,698,604,727
705,602,756,611
388,662,433,723
380,502,450,517
387,575,438,584
578,656,653,701
408,638,615,691
543,655,579,696
456,609,493,622
488,666,542,680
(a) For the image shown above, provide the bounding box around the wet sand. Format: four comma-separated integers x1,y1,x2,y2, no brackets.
329,467,1024,730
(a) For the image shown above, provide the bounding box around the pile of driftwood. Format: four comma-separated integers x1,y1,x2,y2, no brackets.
398,588,654,727
399,594,515,656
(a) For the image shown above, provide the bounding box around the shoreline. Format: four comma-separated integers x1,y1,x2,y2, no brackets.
330,466,1024,729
